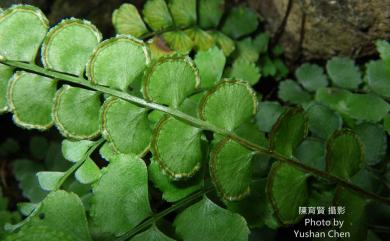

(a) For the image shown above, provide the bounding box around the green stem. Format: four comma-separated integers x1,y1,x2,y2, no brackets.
54,138,104,190
1,59,389,206
4,204,41,232
117,186,213,241
1,60,227,133
139,26,190,40
5,138,104,233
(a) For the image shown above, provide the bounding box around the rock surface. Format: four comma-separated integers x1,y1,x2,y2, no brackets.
251,0,390,60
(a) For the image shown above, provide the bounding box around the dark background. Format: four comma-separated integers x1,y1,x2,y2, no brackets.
1,0,139,37
1,1,388,240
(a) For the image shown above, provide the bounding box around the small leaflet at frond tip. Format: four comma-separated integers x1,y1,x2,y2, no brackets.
143,0,173,31
112,3,148,37
185,28,215,51
168,0,197,28
161,31,194,54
